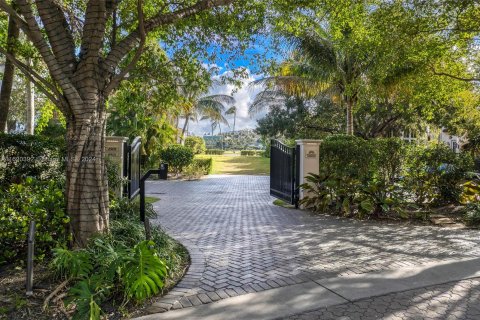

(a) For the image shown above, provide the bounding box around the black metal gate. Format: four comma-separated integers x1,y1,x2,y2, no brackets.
270,139,299,206
124,136,141,199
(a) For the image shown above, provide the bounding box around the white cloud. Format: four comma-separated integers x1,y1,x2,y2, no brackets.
181,69,267,136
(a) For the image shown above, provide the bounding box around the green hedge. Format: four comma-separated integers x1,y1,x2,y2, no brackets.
0,133,65,186
240,150,264,156
160,144,194,174
301,135,473,218
193,158,213,174
183,158,213,180
240,150,255,156
205,149,225,155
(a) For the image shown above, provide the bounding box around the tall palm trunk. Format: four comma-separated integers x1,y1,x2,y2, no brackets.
175,115,180,142
65,98,109,247
180,114,190,144
0,11,19,133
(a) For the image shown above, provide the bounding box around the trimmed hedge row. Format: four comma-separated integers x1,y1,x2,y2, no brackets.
240,150,264,156
205,149,225,155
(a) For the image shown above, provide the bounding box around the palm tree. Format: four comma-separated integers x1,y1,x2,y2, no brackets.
251,27,372,135
179,94,235,143
201,101,231,136
226,106,237,135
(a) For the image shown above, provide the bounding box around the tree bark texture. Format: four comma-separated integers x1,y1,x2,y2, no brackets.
66,101,109,247
0,12,19,133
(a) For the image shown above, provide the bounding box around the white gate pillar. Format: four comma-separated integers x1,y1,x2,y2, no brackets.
296,139,322,201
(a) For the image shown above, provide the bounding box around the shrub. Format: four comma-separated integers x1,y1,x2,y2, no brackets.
52,239,167,318
460,180,480,204
403,144,473,204
159,144,194,174
205,149,225,155
302,135,474,219
262,148,270,158
49,199,188,319
0,133,65,186
319,135,374,182
194,158,213,174
0,177,70,265
185,136,206,154
464,202,480,226
240,150,256,156
183,158,213,180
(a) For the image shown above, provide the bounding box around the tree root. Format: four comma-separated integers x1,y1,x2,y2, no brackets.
43,279,69,311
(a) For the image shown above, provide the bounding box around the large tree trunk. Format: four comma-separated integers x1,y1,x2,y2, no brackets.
346,99,354,135
65,102,109,247
0,12,19,133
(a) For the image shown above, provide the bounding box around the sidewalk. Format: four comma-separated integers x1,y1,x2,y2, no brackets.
136,257,480,319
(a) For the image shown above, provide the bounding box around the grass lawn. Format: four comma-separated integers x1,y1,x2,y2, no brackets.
133,196,160,204
196,152,270,175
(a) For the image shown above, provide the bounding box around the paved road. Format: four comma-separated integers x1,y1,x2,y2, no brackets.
147,175,480,317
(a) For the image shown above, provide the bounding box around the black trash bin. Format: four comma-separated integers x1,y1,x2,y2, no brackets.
158,163,168,180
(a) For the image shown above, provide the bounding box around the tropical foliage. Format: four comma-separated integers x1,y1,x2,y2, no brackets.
301,136,474,219
0,178,69,265
47,197,187,319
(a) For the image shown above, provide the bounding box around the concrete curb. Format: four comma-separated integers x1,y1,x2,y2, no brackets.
145,225,207,314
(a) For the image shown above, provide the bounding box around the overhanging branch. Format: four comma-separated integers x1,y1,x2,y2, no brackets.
0,45,66,109
431,66,480,82
104,0,146,94
103,0,235,76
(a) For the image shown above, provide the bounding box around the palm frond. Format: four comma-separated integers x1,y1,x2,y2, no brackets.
201,94,235,105
249,89,288,115
225,106,237,115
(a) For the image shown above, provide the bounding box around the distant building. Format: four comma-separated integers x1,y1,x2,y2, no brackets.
203,135,224,149
397,126,465,153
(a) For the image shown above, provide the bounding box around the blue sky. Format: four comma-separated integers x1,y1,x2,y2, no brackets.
184,35,283,136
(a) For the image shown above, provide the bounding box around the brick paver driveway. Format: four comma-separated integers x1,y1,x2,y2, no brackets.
147,175,480,313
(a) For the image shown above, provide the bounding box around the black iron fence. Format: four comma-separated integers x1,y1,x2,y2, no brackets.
270,139,299,206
